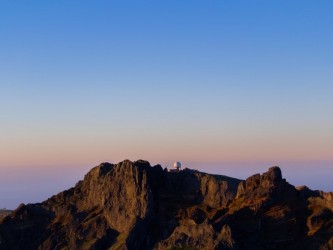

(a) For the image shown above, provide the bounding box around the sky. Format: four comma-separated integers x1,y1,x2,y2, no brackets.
0,0,332,209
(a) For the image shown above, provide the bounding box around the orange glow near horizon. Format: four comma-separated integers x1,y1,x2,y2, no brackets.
0,131,332,168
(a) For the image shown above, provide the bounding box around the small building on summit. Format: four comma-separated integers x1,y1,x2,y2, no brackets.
169,161,182,172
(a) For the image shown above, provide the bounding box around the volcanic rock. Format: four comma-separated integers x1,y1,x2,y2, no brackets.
0,160,332,250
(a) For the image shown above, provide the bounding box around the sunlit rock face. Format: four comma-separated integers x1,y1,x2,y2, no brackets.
0,160,332,250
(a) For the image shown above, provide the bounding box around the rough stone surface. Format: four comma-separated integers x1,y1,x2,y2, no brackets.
0,160,332,250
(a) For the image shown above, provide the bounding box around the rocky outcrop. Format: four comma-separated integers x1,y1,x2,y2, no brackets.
0,160,332,250
243,166,287,194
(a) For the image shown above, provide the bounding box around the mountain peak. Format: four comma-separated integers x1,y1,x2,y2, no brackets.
0,160,332,250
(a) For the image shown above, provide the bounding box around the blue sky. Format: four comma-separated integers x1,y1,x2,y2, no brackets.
0,0,332,208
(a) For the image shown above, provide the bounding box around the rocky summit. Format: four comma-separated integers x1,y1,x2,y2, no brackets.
0,160,332,250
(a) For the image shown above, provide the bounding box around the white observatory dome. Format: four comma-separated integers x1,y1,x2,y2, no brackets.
174,161,181,170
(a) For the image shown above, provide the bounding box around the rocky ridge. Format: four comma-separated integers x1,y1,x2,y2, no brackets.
0,160,332,249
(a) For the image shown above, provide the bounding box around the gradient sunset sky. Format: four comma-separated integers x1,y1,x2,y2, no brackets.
1,1,332,209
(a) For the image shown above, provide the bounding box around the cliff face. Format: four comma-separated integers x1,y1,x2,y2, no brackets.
0,160,332,250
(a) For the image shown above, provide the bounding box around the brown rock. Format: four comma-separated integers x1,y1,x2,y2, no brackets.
0,161,331,250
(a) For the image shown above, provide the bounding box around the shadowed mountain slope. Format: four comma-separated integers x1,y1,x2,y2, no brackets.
0,160,332,249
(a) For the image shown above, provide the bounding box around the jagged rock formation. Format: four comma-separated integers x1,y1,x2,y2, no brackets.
0,160,332,250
